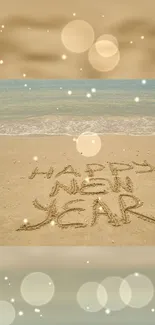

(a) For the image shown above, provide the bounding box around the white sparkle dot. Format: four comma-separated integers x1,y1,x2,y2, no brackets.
29,88,31,90
105,308,111,315
9,283,11,286
86,306,90,310
80,68,83,71
23,73,26,77
18,311,24,316
73,13,76,16
99,207,103,211
86,93,92,98
33,156,38,161
4,276,8,280
40,314,43,317
130,41,133,44
23,218,28,224
24,84,27,87
35,308,40,313
86,260,90,264
134,272,139,277
73,138,77,142
141,35,144,39
68,90,72,95
1,25,4,28
92,139,95,143
151,308,155,312
142,79,146,84
134,97,140,102
98,197,101,200
85,177,89,182
0,60,4,64
62,54,67,60
50,220,55,226
91,88,96,93
11,298,15,303
60,87,63,90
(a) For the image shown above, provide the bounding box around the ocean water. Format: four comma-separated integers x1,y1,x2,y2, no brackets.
0,79,155,136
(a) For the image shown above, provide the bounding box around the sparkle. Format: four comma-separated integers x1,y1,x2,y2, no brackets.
105,308,111,315
92,139,95,144
86,93,92,98
142,79,146,84
85,177,89,182
29,88,31,90
9,283,11,286
151,308,155,312
86,260,90,264
73,13,76,16
134,272,139,277
102,15,104,18
99,206,103,211
49,282,52,286
0,60,4,64
33,156,38,161
98,197,101,201
62,54,67,60
40,314,43,317
35,308,40,313
11,298,15,303
130,41,133,44
60,87,63,90
86,306,90,310
23,73,26,77
91,88,96,93
1,25,4,28
23,218,28,224
4,276,8,280
134,97,140,103
141,35,144,39
50,220,55,226
73,138,77,142
68,90,72,95
0,30,2,32
56,107,59,110
80,68,83,71
24,84,27,87
18,311,24,316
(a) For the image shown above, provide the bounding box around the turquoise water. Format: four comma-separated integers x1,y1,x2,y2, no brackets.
0,80,155,135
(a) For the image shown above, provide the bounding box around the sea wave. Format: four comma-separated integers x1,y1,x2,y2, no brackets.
0,116,155,136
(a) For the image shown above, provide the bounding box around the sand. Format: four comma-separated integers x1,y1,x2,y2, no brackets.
0,135,155,245
0,0,155,78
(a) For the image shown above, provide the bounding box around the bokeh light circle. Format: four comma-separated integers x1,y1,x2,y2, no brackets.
0,301,16,325
97,277,129,311
88,41,120,72
76,132,101,157
95,40,118,58
120,273,154,308
97,34,119,48
20,272,55,306
61,20,94,53
77,282,107,312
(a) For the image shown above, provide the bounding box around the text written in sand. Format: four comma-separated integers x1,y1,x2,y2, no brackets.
16,160,155,231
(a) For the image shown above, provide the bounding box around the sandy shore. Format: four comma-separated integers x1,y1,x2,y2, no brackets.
0,135,155,245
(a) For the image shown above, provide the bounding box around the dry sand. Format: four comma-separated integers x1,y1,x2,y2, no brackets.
0,135,155,245
0,0,155,78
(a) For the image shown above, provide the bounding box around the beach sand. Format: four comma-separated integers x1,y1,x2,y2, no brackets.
0,135,155,246
0,0,155,78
